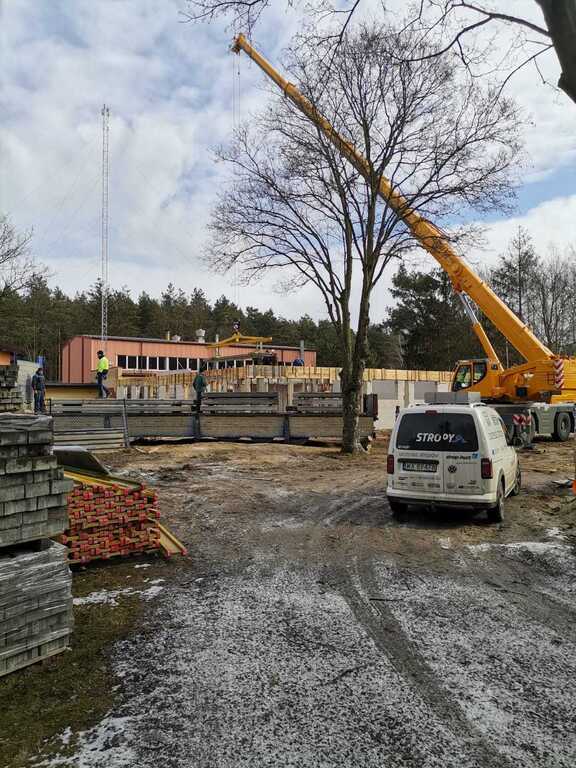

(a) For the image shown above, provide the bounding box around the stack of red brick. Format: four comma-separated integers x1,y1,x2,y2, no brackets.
59,476,161,564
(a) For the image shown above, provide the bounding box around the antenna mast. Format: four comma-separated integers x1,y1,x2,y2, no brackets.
100,104,110,345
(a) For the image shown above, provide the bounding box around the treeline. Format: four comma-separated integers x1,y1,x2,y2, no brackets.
2,225,573,380
0,280,402,380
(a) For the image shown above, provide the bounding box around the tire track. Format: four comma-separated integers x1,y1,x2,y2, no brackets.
459,549,576,637
332,562,515,768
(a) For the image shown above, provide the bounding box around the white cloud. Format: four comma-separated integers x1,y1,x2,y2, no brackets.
0,0,574,327
472,194,576,266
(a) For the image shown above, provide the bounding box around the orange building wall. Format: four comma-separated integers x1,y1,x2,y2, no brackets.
61,337,317,383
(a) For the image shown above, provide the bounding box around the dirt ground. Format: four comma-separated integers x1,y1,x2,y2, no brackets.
2,434,576,767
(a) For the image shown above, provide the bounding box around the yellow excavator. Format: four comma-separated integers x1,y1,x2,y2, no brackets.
232,34,576,442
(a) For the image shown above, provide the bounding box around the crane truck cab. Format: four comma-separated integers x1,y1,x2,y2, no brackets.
386,393,520,523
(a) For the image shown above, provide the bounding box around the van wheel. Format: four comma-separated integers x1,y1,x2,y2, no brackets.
511,465,521,496
553,412,571,442
487,483,505,524
388,498,406,520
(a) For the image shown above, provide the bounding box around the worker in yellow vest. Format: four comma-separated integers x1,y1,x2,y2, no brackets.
96,350,110,399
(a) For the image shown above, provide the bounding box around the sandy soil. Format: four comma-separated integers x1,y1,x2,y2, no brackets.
25,436,576,767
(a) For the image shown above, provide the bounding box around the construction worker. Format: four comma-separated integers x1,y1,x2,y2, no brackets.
193,365,207,412
96,350,110,399
31,367,46,414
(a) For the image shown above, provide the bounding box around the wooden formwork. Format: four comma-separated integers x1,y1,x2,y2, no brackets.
47,396,377,447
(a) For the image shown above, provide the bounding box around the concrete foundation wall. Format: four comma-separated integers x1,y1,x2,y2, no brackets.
368,379,451,430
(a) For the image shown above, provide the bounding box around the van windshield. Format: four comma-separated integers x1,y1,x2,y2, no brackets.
396,412,479,452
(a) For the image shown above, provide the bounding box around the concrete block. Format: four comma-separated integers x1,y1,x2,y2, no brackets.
24,482,51,499
0,485,26,504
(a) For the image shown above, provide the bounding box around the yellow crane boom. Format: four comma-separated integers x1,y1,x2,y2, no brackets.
232,33,576,406
231,33,552,365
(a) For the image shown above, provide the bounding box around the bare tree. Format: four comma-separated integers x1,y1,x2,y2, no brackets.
490,227,541,327
532,245,576,353
0,215,39,293
184,1,576,105
208,23,521,452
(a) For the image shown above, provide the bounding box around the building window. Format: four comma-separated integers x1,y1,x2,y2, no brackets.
188,358,198,371
117,355,127,368
178,357,188,370
236,360,245,368
127,355,137,369
159,357,166,370
148,357,158,370
226,360,235,368
138,356,147,370
169,357,178,371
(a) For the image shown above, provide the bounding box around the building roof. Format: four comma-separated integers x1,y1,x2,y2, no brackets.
0,343,26,354
68,334,312,351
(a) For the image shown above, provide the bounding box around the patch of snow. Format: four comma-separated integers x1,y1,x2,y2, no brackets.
73,585,164,607
133,564,151,569
504,541,567,554
59,728,72,747
546,527,566,541
466,541,570,555
32,715,137,767
438,537,451,550
73,589,134,607
140,585,164,600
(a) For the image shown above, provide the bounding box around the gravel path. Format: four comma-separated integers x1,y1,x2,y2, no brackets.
33,440,576,767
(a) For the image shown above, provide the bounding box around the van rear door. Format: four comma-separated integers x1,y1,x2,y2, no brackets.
395,411,446,494
441,412,481,497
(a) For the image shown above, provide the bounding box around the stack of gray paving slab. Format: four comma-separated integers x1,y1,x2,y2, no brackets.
0,541,73,676
0,414,74,676
0,414,73,547
0,366,23,414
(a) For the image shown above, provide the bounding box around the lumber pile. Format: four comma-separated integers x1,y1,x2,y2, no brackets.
0,365,23,414
0,541,73,676
0,414,73,677
60,472,161,564
0,415,72,547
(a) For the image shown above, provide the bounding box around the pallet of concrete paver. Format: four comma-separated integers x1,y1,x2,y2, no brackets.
0,365,23,413
0,540,73,677
0,414,72,547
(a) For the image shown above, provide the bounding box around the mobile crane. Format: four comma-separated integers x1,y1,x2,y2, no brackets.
231,34,576,442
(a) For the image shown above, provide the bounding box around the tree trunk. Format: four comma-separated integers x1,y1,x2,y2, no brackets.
536,0,576,103
341,365,362,454
341,289,370,455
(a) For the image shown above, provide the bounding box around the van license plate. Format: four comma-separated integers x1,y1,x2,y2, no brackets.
403,461,437,472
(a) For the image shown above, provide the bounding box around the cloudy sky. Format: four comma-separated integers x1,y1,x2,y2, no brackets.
1,0,575,323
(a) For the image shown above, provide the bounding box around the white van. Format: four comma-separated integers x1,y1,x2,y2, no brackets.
387,400,520,523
